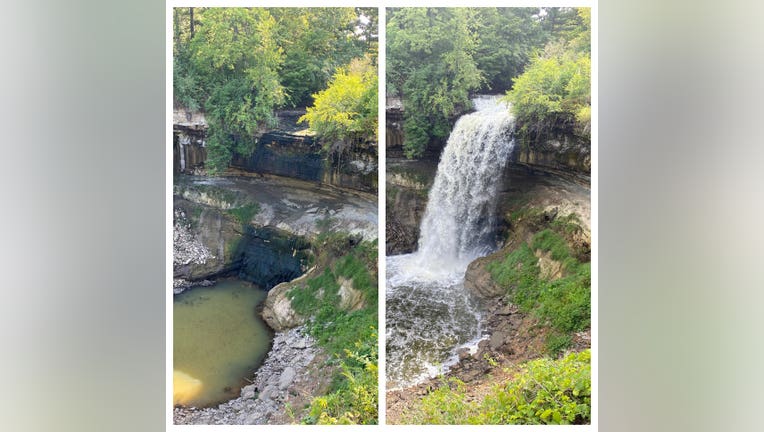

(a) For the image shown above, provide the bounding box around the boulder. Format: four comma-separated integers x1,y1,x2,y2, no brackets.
260,268,319,331
261,281,306,331
464,254,504,299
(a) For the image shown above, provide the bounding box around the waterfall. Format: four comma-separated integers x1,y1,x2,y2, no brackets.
417,95,515,265
386,96,515,388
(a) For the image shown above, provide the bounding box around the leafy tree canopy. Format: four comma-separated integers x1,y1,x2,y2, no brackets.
506,8,591,141
173,7,376,173
387,8,484,158
388,7,553,158
299,55,378,152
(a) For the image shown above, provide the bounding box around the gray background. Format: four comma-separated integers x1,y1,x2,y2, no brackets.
1,1,762,431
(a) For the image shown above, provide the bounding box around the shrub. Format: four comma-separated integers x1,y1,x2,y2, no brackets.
407,350,591,424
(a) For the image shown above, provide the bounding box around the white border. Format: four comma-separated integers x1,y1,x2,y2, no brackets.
167,2,597,429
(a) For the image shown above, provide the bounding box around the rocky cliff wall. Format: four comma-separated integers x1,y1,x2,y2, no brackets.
173,109,377,192
384,105,590,177
385,158,438,254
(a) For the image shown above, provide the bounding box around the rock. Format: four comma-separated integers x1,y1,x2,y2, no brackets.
338,277,365,311
290,337,311,349
535,249,564,280
278,367,296,390
173,199,241,282
464,255,504,298
261,385,277,401
261,271,316,331
496,304,518,315
457,348,470,361
489,331,508,350
241,385,256,400
511,132,590,174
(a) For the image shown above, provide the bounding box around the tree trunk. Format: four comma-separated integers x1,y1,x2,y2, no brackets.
189,7,195,40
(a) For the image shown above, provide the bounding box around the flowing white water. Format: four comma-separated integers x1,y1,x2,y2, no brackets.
386,96,515,388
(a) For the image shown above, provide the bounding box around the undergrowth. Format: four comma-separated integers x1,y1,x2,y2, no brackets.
286,237,378,425
407,350,591,425
487,228,590,355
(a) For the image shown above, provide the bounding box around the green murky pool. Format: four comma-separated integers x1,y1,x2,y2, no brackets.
173,279,272,407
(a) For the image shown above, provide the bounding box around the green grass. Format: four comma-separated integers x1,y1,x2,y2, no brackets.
227,203,259,226
285,238,378,425
406,350,591,425
487,228,590,354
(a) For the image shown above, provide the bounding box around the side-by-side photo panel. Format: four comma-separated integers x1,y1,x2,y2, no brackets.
171,7,378,425
385,7,592,425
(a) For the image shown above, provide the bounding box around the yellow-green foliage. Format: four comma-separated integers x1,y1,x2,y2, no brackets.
505,7,591,140
408,350,591,425
299,56,378,145
307,338,378,425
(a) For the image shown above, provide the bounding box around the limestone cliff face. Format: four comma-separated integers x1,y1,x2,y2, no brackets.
173,108,207,174
174,198,241,281
511,133,591,176
385,159,438,255
172,108,377,192
173,197,311,288
173,175,377,290
384,104,590,177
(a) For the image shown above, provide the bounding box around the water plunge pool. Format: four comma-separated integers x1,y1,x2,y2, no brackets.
173,279,272,407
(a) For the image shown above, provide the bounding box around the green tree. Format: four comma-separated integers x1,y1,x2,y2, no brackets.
173,8,377,173
187,8,285,173
473,8,545,93
272,8,366,107
387,8,483,158
299,55,378,152
506,7,591,142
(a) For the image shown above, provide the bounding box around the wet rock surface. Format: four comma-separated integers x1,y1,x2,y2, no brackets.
385,158,438,254
174,326,334,425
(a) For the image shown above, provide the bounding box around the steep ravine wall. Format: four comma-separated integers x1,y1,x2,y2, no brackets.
385,161,591,256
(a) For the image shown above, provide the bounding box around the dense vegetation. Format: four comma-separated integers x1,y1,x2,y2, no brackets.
488,214,591,355
298,55,378,153
387,7,589,158
173,7,377,173
285,235,378,424
506,8,591,145
406,350,591,424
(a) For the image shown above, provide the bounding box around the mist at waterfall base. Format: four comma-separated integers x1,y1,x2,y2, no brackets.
387,96,515,389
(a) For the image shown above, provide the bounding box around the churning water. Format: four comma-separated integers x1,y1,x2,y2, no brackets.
386,96,515,388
